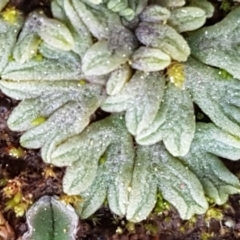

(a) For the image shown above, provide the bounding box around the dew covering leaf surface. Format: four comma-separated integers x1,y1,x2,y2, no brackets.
0,0,240,223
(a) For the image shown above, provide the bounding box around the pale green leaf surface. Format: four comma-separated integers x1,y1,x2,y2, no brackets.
41,95,103,163
7,93,70,131
22,196,78,240
102,71,165,136
131,46,171,72
185,57,240,138
136,83,195,157
43,114,240,221
135,22,190,62
47,119,112,193
139,5,170,23
187,7,240,79
19,102,91,149
51,0,66,21
0,10,23,74
82,40,129,76
2,15,82,81
51,0,93,57
65,1,92,57
85,74,110,85
18,10,74,51
128,0,148,15
51,114,135,216
107,0,135,21
0,80,92,100
86,0,103,4
2,0,240,224
82,0,123,28
76,127,135,218
107,0,128,12
168,7,206,33
78,165,107,219
106,136,135,216
183,152,240,205
66,116,155,220
50,117,114,167
107,26,137,57
15,11,41,37
152,144,208,220
106,63,131,95
93,26,137,73
71,0,110,39
0,0,9,12
5,82,103,164
119,8,135,21
57,137,108,194
157,0,186,8
6,82,102,129
13,33,41,63
62,156,103,195
181,123,240,205
51,115,132,195
17,86,103,163
126,146,157,222
39,42,80,63
37,13,74,51
54,0,93,57
189,123,240,159
2,54,82,81
187,0,214,18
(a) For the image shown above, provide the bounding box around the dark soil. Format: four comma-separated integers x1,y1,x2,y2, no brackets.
1,0,240,239
9,0,51,14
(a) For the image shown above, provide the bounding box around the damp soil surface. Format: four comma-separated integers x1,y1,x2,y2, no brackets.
2,0,240,239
